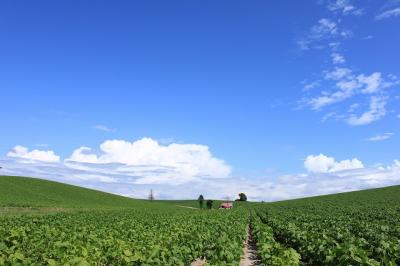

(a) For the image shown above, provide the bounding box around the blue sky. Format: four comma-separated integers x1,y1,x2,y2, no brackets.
1,0,400,200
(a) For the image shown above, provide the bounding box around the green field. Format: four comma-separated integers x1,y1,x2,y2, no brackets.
0,175,149,209
252,186,400,265
1,175,400,265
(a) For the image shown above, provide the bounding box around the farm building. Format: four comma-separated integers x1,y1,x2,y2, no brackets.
219,202,233,209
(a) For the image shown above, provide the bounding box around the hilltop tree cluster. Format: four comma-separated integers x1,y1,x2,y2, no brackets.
236,193,247,202
198,195,214,209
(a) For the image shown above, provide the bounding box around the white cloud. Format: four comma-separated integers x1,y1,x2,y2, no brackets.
347,96,387,125
325,67,353,80
298,0,400,125
357,72,382,94
309,90,353,110
66,138,231,184
336,79,361,91
313,18,338,36
304,153,364,173
306,67,399,122
327,0,363,16
2,154,400,202
376,8,400,20
331,53,346,64
392,160,400,168
303,81,320,91
308,68,357,109
324,71,395,94
7,145,60,162
68,147,99,163
321,112,338,122
298,18,351,50
365,133,394,142
94,124,115,132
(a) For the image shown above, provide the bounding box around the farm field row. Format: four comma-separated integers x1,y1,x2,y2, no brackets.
252,186,400,265
0,207,247,265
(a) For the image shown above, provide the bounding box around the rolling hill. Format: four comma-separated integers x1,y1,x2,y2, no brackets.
0,175,147,209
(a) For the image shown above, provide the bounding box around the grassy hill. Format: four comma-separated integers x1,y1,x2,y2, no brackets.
2,174,398,211
0,175,254,211
0,175,148,209
268,185,400,207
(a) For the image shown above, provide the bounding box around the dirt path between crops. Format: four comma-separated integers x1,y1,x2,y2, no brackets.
190,258,206,266
239,225,261,266
175,205,199,210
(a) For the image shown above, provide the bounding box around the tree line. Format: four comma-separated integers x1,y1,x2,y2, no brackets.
197,193,247,209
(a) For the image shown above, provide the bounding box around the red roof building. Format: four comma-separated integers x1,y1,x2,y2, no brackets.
219,202,233,209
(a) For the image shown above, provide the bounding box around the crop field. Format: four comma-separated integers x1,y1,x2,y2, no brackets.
0,176,249,265
0,208,247,265
1,175,400,265
252,186,400,265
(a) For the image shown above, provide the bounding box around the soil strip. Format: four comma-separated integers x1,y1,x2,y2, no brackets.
240,225,261,266
190,258,206,266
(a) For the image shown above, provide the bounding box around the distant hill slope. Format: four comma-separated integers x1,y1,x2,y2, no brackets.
2,175,398,211
0,175,146,209
267,185,400,207
163,199,253,209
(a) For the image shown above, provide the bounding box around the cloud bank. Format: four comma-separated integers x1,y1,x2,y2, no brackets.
1,141,399,201
66,138,231,184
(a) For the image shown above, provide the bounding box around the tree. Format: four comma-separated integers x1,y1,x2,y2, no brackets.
238,193,247,201
206,199,213,209
198,195,204,209
149,189,154,201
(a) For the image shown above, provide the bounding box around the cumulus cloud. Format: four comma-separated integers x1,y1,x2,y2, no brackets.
68,147,99,163
4,138,231,186
7,145,60,162
365,133,394,142
304,153,364,173
66,138,231,184
376,8,400,20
